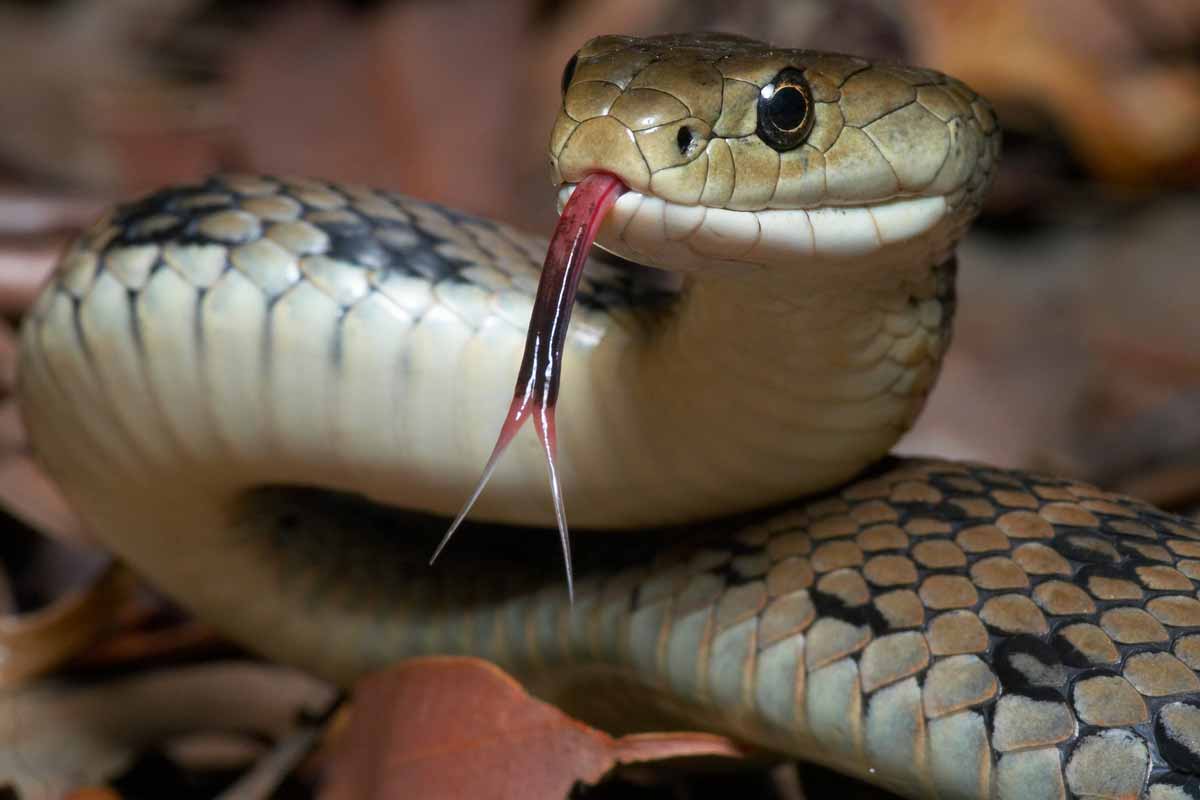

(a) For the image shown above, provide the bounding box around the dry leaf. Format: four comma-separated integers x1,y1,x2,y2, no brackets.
0,561,134,689
71,618,227,674
909,0,1200,184
0,661,334,799
321,656,748,800
63,789,122,800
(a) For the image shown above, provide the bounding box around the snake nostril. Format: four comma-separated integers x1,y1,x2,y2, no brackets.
676,125,694,155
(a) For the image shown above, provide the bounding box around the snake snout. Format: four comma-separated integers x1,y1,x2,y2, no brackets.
551,116,650,194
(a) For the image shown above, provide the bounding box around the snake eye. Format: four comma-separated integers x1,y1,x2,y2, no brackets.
560,53,579,96
756,68,814,152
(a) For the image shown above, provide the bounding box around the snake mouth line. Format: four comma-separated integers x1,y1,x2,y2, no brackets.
557,182,953,271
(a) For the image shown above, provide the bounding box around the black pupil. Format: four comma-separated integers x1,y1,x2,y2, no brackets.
561,54,578,95
769,86,807,131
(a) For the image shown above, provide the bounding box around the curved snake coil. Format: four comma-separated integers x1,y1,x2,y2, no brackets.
16,33,1200,799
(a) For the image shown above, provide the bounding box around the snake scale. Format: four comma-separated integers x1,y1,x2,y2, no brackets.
16,33,1200,799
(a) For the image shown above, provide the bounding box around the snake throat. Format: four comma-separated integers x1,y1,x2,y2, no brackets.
430,172,627,600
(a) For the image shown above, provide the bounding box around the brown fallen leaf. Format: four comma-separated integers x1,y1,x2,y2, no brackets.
0,561,134,689
321,656,749,800
69,617,230,675
909,0,1200,185
63,789,122,800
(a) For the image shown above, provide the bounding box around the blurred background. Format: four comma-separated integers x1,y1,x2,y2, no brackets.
0,0,1197,796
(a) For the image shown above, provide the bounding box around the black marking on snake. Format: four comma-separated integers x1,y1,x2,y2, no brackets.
982,684,1068,741
329,307,347,368
992,635,1067,691
1148,773,1200,799
1157,700,1200,775
329,227,390,270
1050,625,1099,669
1052,533,1123,565
109,177,237,247
68,294,97,377
809,588,889,634
1077,562,1139,590
312,211,391,271
125,287,145,355
404,244,454,284
106,175,677,316
108,188,181,241
1114,538,1166,562
193,287,208,368
1143,701,1200,783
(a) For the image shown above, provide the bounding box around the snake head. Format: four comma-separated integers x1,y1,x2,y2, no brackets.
549,33,1001,277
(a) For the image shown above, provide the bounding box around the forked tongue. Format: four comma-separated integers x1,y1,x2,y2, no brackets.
430,173,626,601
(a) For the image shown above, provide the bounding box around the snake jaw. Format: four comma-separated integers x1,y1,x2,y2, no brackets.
431,173,626,601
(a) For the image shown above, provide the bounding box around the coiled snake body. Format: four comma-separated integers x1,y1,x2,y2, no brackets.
17,33,1200,799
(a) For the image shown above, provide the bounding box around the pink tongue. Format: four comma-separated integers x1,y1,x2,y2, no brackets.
430,173,626,600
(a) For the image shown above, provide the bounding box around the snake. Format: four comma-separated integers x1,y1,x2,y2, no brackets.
15,32,1200,799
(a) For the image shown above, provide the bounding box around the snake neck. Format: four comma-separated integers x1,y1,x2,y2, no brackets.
578,227,958,526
